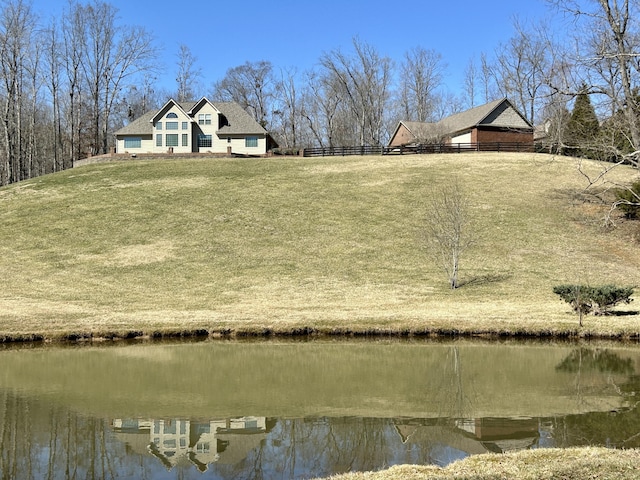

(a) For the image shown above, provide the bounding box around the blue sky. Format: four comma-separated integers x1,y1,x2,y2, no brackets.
34,0,552,95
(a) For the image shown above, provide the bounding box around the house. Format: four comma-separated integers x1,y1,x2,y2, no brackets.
114,97,276,156
388,98,534,149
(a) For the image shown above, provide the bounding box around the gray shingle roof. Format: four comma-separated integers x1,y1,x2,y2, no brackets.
113,110,155,136
392,98,534,145
215,102,267,136
438,98,532,133
400,121,441,142
114,99,267,137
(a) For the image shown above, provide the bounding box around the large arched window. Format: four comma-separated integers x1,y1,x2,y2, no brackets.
165,112,179,130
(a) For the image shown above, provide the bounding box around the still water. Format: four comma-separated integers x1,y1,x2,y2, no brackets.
1,338,639,479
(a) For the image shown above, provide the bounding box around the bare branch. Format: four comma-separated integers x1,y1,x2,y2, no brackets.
424,179,477,289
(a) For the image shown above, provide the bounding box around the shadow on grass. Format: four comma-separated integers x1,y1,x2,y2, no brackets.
605,310,640,317
459,274,512,288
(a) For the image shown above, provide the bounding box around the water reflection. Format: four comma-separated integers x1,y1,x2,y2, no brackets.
112,417,269,472
113,415,544,474
0,339,639,479
557,347,635,374
3,401,640,479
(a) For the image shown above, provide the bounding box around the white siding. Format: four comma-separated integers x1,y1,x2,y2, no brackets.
115,99,270,156
227,136,265,155
192,102,224,153
153,105,193,153
116,136,154,154
451,132,472,144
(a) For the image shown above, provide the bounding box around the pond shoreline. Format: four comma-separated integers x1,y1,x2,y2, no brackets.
3,323,640,345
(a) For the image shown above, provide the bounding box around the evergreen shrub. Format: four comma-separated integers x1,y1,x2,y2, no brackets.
553,284,634,316
615,180,640,219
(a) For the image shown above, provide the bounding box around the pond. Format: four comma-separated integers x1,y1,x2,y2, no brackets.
1,338,639,479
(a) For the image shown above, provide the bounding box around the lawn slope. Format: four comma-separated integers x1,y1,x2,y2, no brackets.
0,152,639,341
315,447,640,480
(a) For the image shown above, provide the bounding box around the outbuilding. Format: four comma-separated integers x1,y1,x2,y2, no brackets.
388,98,534,149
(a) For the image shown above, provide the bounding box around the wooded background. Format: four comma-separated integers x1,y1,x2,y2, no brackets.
0,0,638,186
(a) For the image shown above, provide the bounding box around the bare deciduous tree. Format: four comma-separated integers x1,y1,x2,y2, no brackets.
0,0,38,185
175,44,201,102
66,0,157,156
480,52,498,104
300,69,341,148
547,0,640,166
398,46,445,122
425,179,477,289
122,73,160,122
272,67,303,149
491,19,552,125
61,0,85,166
463,57,478,109
318,37,392,146
213,60,276,127
43,20,64,172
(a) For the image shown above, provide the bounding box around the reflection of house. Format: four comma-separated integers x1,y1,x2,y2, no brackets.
114,97,277,156
393,422,488,458
388,98,534,149
455,417,540,453
112,416,268,472
393,416,540,464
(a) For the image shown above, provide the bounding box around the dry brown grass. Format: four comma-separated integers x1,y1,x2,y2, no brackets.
0,152,639,341
316,447,640,480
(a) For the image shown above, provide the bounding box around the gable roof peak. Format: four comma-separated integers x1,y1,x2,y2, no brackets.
151,98,192,123
188,96,222,114
437,97,533,133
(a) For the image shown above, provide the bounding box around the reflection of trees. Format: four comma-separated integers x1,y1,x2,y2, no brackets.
2,376,640,479
555,347,635,411
237,417,405,479
432,346,478,419
556,348,635,375
0,390,124,480
549,403,640,450
553,348,639,449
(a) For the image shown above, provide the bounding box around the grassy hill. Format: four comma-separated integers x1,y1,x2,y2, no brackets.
0,152,639,341
321,447,640,480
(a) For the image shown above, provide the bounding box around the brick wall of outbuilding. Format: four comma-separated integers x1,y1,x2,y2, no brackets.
473,127,533,144
389,124,415,146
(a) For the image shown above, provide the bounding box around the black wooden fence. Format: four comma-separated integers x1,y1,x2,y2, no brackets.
301,142,536,157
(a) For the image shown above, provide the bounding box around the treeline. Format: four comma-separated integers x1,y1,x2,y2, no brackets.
0,0,156,185
0,0,639,186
